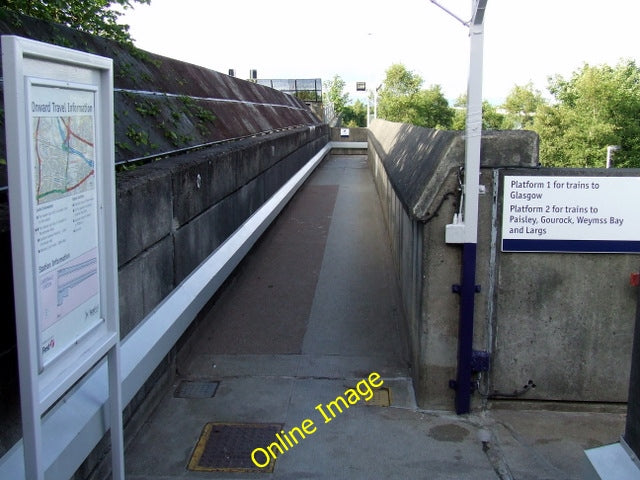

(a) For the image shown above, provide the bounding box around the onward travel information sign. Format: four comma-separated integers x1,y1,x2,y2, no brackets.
30,82,101,366
502,176,640,253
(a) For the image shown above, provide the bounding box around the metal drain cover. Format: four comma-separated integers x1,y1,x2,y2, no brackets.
174,380,219,399
368,387,392,407
187,422,283,472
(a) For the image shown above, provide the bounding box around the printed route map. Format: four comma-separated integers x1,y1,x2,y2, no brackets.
34,115,95,204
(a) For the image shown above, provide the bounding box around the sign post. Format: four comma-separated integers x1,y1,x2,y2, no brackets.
432,0,489,415
2,36,123,479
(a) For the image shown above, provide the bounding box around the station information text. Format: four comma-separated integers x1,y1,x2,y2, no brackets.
502,175,640,253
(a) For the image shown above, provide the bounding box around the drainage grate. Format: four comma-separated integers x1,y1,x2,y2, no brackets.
368,387,392,407
187,422,283,473
174,380,219,399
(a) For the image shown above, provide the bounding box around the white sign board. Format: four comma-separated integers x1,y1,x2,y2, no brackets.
3,35,123,480
29,80,103,368
502,175,640,253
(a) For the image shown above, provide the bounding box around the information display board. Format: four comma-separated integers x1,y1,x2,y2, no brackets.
29,80,103,368
3,35,123,480
502,175,640,253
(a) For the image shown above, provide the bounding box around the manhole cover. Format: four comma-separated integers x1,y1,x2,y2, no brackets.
187,422,283,472
174,380,219,399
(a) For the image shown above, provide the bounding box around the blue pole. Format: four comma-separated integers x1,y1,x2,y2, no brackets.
455,242,477,414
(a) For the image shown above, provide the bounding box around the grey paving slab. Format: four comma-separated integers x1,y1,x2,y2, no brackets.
181,353,408,380
302,156,407,359
486,408,627,480
125,376,295,479
126,376,498,480
274,379,497,480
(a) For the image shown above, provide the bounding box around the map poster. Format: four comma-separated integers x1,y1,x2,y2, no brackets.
28,81,102,368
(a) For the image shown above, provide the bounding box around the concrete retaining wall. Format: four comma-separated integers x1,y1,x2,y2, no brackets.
117,126,328,337
492,168,637,404
329,126,368,155
368,118,637,410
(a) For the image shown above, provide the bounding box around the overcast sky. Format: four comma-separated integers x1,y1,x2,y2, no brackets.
121,0,640,104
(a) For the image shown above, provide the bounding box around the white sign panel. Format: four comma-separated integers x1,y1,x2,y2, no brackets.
3,35,124,480
29,81,102,368
502,175,640,253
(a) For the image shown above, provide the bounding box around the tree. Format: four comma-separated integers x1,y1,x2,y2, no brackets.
451,95,508,130
3,0,150,43
323,75,349,117
502,82,546,129
533,60,640,167
377,63,453,129
342,100,367,127
380,63,422,97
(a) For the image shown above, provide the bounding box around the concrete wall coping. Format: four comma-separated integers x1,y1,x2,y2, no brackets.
368,118,539,221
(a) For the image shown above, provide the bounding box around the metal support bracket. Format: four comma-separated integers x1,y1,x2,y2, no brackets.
471,350,490,372
449,379,478,393
449,349,490,392
452,284,481,294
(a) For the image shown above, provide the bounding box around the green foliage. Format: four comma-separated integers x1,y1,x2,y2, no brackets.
342,100,367,127
533,60,640,167
126,124,151,146
295,91,320,102
323,75,349,115
178,95,216,136
134,99,161,117
502,82,546,129
3,0,150,43
377,64,453,129
452,95,509,130
379,64,422,97
192,104,215,124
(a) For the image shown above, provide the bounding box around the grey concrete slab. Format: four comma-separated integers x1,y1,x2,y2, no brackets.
180,353,408,382
274,379,497,480
485,408,627,480
302,156,407,359
295,353,408,381
125,376,295,479
126,376,498,480
183,182,338,355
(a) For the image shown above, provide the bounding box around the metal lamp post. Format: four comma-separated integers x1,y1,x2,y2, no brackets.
606,145,621,168
431,0,488,414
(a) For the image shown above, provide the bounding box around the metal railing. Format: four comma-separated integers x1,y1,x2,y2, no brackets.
256,78,322,103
